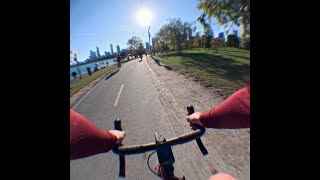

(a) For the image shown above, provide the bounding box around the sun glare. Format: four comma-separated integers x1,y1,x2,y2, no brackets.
135,8,152,27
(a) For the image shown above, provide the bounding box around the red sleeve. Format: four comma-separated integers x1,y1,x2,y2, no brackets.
70,110,117,160
199,86,250,129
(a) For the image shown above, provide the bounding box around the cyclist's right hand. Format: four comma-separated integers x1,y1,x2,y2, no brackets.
186,112,204,127
109,130,126,144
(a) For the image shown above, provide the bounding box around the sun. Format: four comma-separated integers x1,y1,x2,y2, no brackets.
135,8,152,27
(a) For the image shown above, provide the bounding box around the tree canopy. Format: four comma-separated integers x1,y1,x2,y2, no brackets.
154,18,196,55
226,34,240,47
197,0,250,38
127,36,144,54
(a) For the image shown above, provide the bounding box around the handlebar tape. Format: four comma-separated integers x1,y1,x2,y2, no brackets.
187,105,204,130
113,118,125,177
187,105,208,155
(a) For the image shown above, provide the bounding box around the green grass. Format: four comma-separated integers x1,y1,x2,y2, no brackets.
153,47,250,96
70,65,117,97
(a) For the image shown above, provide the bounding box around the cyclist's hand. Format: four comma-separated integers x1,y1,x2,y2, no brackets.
109,130,126,144
186,112,204,127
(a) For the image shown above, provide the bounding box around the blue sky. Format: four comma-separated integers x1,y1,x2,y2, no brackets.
71,0,243,62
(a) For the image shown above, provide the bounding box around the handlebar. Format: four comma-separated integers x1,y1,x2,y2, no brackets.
112,127,205,155
112,105,205,155
112,105,207,178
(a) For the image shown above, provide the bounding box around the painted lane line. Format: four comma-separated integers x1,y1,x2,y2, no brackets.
145,58,156,76
114,84,124,107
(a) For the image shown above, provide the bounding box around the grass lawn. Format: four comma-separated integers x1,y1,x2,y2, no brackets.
152,47,250,96
70,65,117,97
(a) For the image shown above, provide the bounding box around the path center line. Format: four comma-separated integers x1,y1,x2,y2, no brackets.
145,57,156,76
114,84,124,107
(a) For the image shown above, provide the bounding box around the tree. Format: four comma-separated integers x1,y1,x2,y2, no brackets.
201,25,213,49
226,34,240,48
241,37,250,50
154,18,196,55
138,43,145,51
193,32,202,48
154,29,170,53
119,50,128,59
127,36,143,55
211,38,224,53
197,0,250,38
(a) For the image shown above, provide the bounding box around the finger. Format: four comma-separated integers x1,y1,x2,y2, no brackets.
186,116,193,123
190,124,196,129
116,139,123,144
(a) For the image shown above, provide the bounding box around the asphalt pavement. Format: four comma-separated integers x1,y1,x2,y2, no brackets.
70,56,242,180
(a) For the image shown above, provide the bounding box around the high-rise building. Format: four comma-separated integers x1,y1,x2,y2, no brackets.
218,32,224,38
116,45,120,54
93,52,97,59
146,42,150,50
110,44,114,54
218,32,225,42
105,51,108,57
96,46,101,58
89,50,94,60
152,38,158,49
232,30,238,37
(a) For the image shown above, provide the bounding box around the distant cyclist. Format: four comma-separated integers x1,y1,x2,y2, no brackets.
139,52,143,60
116,54,122,68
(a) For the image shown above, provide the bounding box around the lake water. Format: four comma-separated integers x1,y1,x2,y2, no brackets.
70,59,117,79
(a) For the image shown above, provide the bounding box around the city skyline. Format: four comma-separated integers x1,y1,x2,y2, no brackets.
71,0,243,62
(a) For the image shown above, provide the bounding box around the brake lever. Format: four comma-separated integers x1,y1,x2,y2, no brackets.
187,105,208,156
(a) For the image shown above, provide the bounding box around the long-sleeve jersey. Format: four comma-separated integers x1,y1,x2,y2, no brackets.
200,86,250,129
70,110,117,160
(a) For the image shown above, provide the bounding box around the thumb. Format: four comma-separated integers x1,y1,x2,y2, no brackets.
186,116,192,123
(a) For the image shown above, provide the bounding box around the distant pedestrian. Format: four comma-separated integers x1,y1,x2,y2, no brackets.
106,61,109,66
72,71,77,79
94,63,99,72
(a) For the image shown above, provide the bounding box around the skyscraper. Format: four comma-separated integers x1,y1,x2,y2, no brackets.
152,38,158,49
110,44,114,54
146,42,150,50
116,45,120,54
218,32,225,42
89,50,94,60
93,52,97,59
232,30,238,37
218,32,224,38
96,46,101,58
